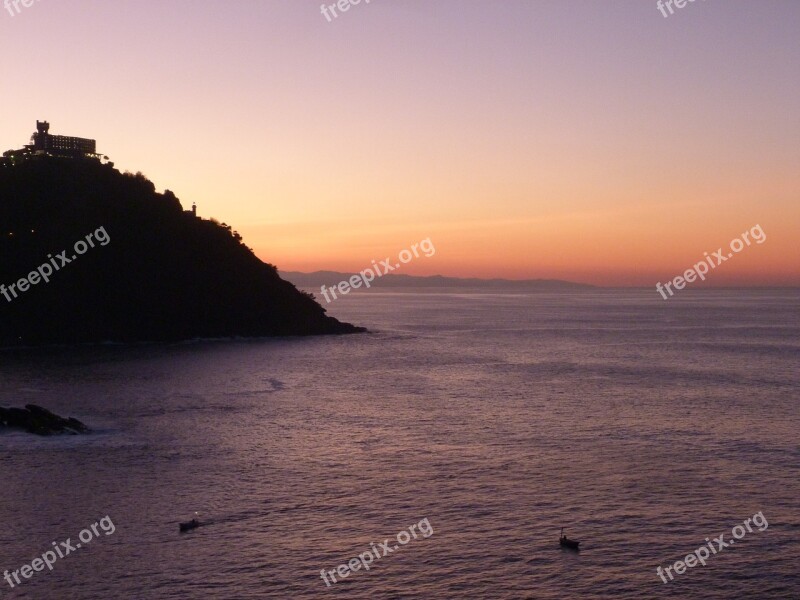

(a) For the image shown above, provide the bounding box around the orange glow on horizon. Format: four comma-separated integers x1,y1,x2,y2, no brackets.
0,2,797,286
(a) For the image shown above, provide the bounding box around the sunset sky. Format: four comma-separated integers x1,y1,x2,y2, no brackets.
0,0,797,285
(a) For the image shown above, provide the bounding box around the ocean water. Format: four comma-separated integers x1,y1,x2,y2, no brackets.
0,289,798,599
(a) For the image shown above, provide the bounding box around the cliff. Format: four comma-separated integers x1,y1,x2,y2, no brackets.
0,157,364,344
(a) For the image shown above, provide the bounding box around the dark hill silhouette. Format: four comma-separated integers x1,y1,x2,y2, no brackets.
0,157,364,345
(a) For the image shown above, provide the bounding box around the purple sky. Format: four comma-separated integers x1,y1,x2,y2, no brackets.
1,1,797,283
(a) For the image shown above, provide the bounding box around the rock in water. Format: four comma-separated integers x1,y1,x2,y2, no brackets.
0,405,90,436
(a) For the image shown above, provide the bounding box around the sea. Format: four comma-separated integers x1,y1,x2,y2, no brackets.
0,288,798,599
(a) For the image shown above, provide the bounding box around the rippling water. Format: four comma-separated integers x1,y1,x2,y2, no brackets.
1,289,798,599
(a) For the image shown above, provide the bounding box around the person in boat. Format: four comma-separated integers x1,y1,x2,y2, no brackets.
559,527,580,548
180,512,202,531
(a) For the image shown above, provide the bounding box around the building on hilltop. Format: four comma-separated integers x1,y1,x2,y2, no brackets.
31,120,96,156
2,121,104,164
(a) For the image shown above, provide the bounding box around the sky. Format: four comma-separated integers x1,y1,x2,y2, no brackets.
0,0,797,285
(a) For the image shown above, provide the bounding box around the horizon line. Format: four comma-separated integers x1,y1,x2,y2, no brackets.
282,270,800,289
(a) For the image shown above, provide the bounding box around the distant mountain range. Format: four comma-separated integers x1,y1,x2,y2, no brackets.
282,271,595,291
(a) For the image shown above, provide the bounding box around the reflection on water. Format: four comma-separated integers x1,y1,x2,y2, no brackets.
0,290,798,599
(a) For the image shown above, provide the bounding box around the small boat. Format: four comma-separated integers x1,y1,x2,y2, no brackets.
179,519,200,532
559,527,580,550
179,512,203,533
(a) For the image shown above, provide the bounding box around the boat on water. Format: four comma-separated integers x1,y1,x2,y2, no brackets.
559,527,580,550
179,512,203,533
179,519,201,533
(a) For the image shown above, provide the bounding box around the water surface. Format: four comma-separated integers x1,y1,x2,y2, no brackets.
1,289,798,599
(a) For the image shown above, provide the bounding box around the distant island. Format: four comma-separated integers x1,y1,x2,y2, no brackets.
283,271,595,291
0,121,364,345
